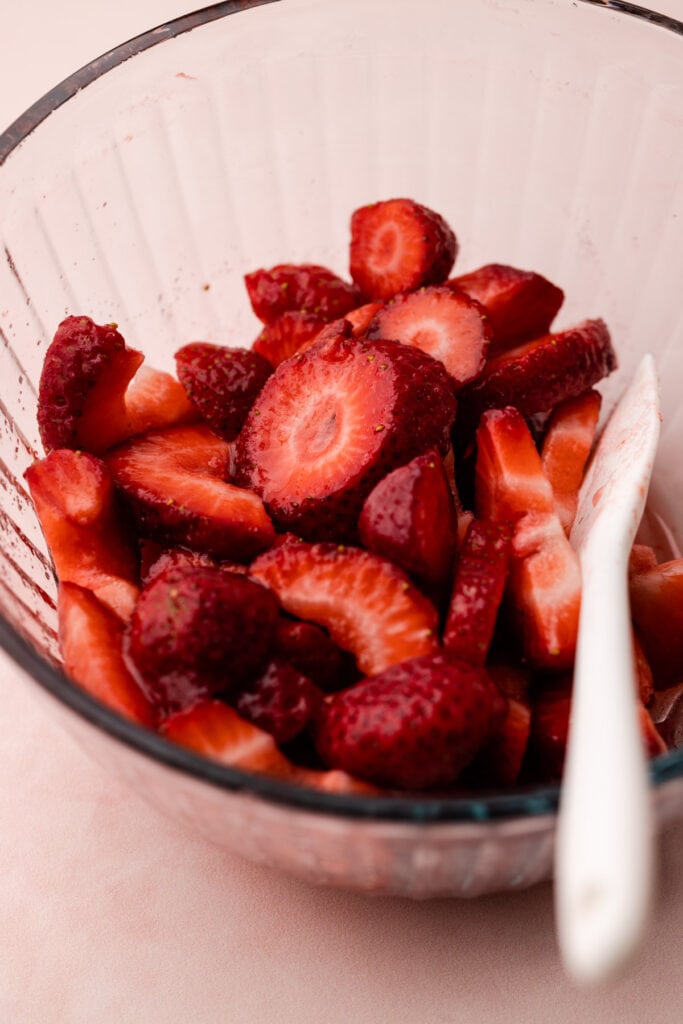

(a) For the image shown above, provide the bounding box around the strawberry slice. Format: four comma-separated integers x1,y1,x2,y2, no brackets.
106,424,275,560
58,582,154,726
443,519,511,666
365,286,491,386
314,653,506,789
250,542,440,677
234,334,457,541
349,198,457,300
540,389,601,533
175,342,273,440
459,319,617,423
25,449,139,622
358,449,458,597
232,659,323,744
161,699,293,776
475,407,555,522
629,559,683,687
448,263,564,353
344,301,384,335
252,310,326,366
244,263,361,324
469,696,532,787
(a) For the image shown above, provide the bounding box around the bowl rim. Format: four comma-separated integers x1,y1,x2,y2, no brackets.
1,0,682,825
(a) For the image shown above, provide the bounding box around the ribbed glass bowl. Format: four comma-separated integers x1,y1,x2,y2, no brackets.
1,0,682,897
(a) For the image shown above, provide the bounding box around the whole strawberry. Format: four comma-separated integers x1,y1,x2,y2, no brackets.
175,342,273,440
314,654,506,789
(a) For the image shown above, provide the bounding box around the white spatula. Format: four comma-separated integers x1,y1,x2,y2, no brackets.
555,354,661,984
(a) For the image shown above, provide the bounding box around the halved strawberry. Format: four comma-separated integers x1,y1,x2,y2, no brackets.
25,449,139,622
629,558,683,687
232,659,323,744
252,310,326,367
358,449,458,597
540,389,601,533
234,334,457,540
244,263,361,324
314,654,506,790
475,407,555,522
448,263,564,353
37,315,144,453
175,342,273,440
250,542,439,677
106,424,275,560
128,563,279,713
459,319,617,423
349,198,457,300
469,696,532,787
58,582,154,726
161,699,293,776
443,519,511,666
365,286,491,386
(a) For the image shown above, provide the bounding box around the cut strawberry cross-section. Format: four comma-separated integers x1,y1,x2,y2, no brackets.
365,285,491,386
540,389,602,533
349,198,457,300
244,263,361,324
106,423,275,560
175,342,273,440
250,542,440,677
475,406,555,522
234,334,457,541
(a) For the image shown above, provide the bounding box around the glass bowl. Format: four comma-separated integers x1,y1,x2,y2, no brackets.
1,0,682,898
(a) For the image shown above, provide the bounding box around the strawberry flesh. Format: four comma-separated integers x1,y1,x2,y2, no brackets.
252,310,325,366
244,263,361,324
232,659,323,744
475,407,555,522
175,342,273,440
349,198,457,300
540,389,601,533
314,653,506,789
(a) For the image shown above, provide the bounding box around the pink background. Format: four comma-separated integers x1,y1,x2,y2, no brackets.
2,3,683,1020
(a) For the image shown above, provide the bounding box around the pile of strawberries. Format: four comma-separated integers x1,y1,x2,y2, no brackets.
26,197,681,796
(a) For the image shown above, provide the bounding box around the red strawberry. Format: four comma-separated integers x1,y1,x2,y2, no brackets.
175,342,273,440
295,768,380,795
443,519,511,666
244,263,361,324
475,407,555,522
161,699,293,776
58,582,154,726
633,630,655,706
314,654,506,789
106,424,275,560
629,544,658,577
273,618,352,692
232,659,323,744
540,389,601,533
234,334,457,540
470,696,532,787
459,319,617,423
250,542,440,677
358,449,458,597
349,198,457,300
344,301,384,335
25,449,139,622
487,660,533,703
629,559,683,687
128,564,279,713
252,310,325,367
366,286,490,386
140,546,249,585
448,263,564,353
37,315,143,453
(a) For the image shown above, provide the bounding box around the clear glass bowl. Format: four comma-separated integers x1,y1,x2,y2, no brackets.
1,0,682,897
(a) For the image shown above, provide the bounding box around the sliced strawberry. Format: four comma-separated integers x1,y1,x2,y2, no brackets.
175,342,273,440
234,334,457,540
629,544,658,577
244,263,361,324
475,407,555,522
106,424,275,560
443,519,511,666
273,618,352,692
448,263,564,353
161,699,293,776
250,542,439,677
358,450,458,597
508,511,581,670
344,301,384,335
232,659,323,744
469,696,532,787
25,449,139,622
128,563,279,713
349,198,457,300
459,319,617,423
58,582,154,726
37,315,144,453
629,559,683,687
366,286,490,386
252,310,326,367
314,654,506,790
140,546,249,585
540,389,601,533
